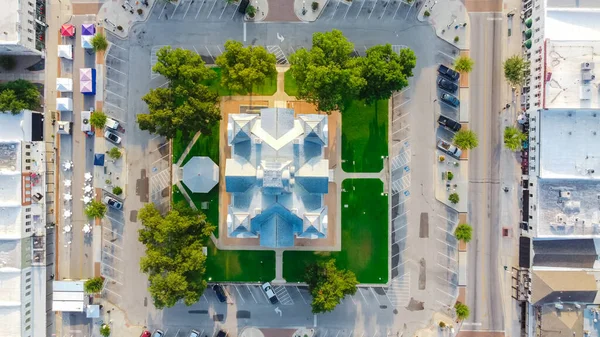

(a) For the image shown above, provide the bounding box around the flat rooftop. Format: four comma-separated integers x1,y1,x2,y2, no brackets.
0,142,20,173
0,0,19,45
539,109,600,179
544,41,600,109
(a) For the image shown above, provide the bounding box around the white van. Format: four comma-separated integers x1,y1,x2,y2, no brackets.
105,117,120,130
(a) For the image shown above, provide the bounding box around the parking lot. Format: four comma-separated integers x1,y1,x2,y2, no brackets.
149,0,245,22
319,0,418,22
104,41,130,122
101,206,127,304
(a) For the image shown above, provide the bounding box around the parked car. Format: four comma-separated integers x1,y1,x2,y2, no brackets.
437,115,462,132
216,331,228,337
213,284,227,303
152,330,164,337
140,331,151,337
105,117,120,130
438,64,460,82
103,196,123,210
104,130,122,144
261,282,279,304
188,330,201,337
437,139,462,158
440,93,460,108
437,77,458,93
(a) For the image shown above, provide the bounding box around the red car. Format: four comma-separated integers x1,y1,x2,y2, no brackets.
140,331,151,337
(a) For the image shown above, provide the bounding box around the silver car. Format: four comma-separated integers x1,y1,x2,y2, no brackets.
261,282,279,304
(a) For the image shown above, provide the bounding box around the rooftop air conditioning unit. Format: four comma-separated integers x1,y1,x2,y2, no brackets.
582,62,594,71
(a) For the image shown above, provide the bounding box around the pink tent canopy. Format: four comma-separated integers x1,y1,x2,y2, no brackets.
80,81,93,93
80,68,92,81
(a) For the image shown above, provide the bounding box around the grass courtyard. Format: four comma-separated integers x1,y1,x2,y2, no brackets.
203,67,277,96
283,179,388,284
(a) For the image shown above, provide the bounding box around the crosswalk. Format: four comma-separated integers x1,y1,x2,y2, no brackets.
273,285,294,305
267,45,288,64
385,273,410,307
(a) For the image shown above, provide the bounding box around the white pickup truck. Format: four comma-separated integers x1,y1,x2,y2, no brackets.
437,139,462,159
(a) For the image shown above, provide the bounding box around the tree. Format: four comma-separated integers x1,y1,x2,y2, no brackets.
0,55,17,71
358,44,416,104
246,5,256,17
84,277,104,293
449,193,460,204
139,47,221,139
90,110,107,128
108,147,122,160
138,202,215,309
289,29,366,113
112,186,123,195
216,40,277,94
91,34,108,52
85,200,107,219
453,129,478,150
504,126,527,151
0,79,40,111
305,259,358,313
454,224,472,242
455,302,470,320
504,55,528,87
0,90,28,114
454,55,474,73
99,324,111,337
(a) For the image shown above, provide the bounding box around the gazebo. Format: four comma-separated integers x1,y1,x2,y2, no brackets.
181,156,219,193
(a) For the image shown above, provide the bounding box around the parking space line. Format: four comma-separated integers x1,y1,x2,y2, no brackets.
373,330,378,337
107,53,128,63
102,273,124,285
393,110,411,121
106,89,126,100
102,226,124,238
204,46,214,60
438,250,457,262
195,0,206,18
101,262,123,274
437,238,457,250
393,100,411,110
232,1,241,18
437,225,456,237
358,288,367,302
106,78,125,87
322,330,329,337
437,262,457,275
349,294,356,305
207,0,218,18
392,223,408,234
216,45,222,54
105,215,124,226
183,0,193,18
151,153,170,165
104,102,125,112
245,285,258,303
110,43,127,51
437,214,458,225
158,1,168,18
437,275,458,287
436,287,456,298
103,287,123,298
404,2,413,19
368,0,378,19
102,249,123,261
356,0,366,18
103,241,123,253
106,65,127,76
219,2,229,18
436,300,452,309
233,286,246,304
296,286,307,304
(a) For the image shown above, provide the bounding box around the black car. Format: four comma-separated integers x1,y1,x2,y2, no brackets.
212,284,227,302
437,78,458,93
216,331,228,337
438,64,460,82
437,115,462,132
440,93,460,108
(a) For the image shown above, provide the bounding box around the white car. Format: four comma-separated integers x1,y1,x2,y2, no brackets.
104,130,122,144
261,282,279,304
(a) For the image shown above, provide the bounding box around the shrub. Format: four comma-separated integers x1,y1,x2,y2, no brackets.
447,172,454,181
100,324,111,337
85,200,107,219
112,186,123,195
89,110,107,128
246,5,256,17
311,1,319,10
137,8,143,15
90,34,109,52
117,26,123,31
424,10,430,17
455,302,470,320
439,155,445,162
454,36,460,43
439,321,446,328
454,223,472,242
449,193,459,204
108,147,121,160
0,55,17,71
84,277,104,293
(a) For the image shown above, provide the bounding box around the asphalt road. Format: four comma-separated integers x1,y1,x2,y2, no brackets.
465,12,505,332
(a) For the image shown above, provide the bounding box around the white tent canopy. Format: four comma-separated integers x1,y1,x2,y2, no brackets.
56,98,73,111
58,45,72,59
56,78,73,92
182,156,219,193
81,35,93,49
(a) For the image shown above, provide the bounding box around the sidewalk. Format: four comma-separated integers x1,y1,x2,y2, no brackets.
417,0,470,50
97,0,157,39
295,0,327,21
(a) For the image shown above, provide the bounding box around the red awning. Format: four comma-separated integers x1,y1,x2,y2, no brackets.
60,24,75,37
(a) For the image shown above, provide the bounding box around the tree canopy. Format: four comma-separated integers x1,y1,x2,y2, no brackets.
216,40,277,94
91,34,108,52
455,302,470,320
504,126,527,151
305,259,358,313
90,110,107,128
85,200,107,219
138,202,215,309
358,44,416,104
449,193,460,204
289,29,365,113
454,55,474,73
453,129,479,150
0,79,40,113
108,147,122,160
138,47,220,139
84,277,104,293
454,224,472,242
99,324,111,337
504,55,528,87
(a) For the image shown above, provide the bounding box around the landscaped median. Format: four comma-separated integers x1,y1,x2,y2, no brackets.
283,179,389,284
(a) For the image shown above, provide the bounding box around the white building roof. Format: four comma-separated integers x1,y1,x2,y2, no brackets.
0,173,21,206
544,8,600,41
0,111,33,141
0,207,23,239
0,307,22,337
181,156,219,193
0,0,20,45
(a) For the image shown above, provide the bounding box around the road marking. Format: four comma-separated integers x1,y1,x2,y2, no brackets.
296,286,307,304
106,65,127,76
245,285,258,303
107,53,128,63
357,0,366,18
437,275,458,287
243,23,246,42
103,286,123,298
234,285,246,304
106,89,126,99
438,250,457,262
110,43,127,51
183,0,193,18
102,249,123,261
105,215,124,226
368,0,378,19
207,0,218,18
219,2,229,19
436,287,457,298
101,262,123,274
437,262,457,274
101,273,123,285
195,0,206,18
104,102,125,112
313,314,317,327
159,1,168,19
232,1,241,18
437,238,457,249
106,78,125,87
404,1,413,19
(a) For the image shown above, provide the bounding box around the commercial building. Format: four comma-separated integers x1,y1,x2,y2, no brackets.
224,108,331,248
0,110,47,337
0,0,47,55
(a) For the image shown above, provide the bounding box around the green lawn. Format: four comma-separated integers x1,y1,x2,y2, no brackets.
284,70,298,97
341,99,389,173
203,67,277,96
172,131,194,164
173,185,276,282
283,179,388,284
181,123,220,166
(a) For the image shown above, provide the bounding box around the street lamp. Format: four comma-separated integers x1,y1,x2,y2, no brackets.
430,0,437,10
302,0,306,15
